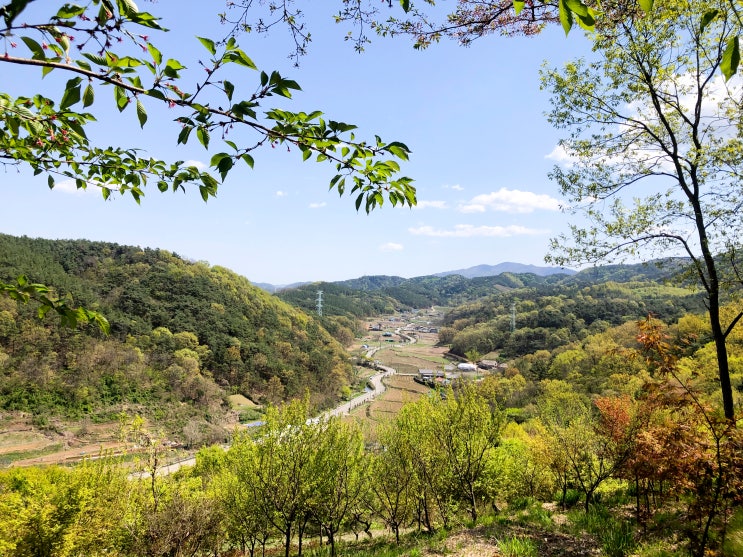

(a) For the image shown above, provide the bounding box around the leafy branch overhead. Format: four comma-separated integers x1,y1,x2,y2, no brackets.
0,0,415,210
0,0,416,328
236,0,739,78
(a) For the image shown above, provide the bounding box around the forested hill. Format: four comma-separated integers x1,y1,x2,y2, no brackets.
0,234,353,438
275,261,693,319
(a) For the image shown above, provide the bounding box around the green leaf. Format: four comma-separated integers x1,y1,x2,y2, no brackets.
136,98,147,127
117,0,139,17
147,43,162,65
223,80,234,101
177,125,192,145
241,153,254,168
558,0,573,35
197,36,216,55
165,59,185,72
400,0,410,13
216,156,233,180
114,85,128,111
721,35,740,81
21,36,46,60
224,49,257,69
384,142,410,161
513,1,525,15
196,126,210,149
48,175,55,189
210,152,233,179
82,52,107,66
700,9,719,34
638,0,653,13
55,4,86,19
565,0,589,17
2,0,32,27
199,172,218,198
59,77,82,110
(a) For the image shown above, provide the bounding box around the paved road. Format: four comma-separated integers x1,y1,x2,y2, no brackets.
138,366,396,477
318,366,395,420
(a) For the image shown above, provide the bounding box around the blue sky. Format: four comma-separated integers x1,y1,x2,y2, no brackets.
0,2,593,285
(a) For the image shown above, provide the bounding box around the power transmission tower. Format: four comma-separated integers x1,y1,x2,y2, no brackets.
316,290,323,317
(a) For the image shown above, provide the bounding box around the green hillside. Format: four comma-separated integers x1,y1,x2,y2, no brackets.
0,234,353,440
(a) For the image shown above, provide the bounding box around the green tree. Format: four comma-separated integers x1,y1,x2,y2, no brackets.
240,398,325,557
218,439,275,557
0,0,415,322
537,380,627,512
433,383,503,522
310,419,366,557
367,422,415,544
543,0,743,420
0,460,131,556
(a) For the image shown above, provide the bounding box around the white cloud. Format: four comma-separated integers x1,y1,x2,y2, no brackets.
409,224,548,238
275,190,288,197
183,159,207,170
442,184,464,191
309,202,327,209
458,188,561,214
545,144,576,165
51,179,98,196
379,242,404,252
413,200,448,210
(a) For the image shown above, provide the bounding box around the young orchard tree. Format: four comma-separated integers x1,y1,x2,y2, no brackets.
309,418,367,557
0,0,416,325
542,0,743,421
367,421,415,544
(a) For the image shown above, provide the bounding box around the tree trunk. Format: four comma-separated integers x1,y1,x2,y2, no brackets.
709,300,735,420
327,528,336,557
283,525,292,557
469,488,478,523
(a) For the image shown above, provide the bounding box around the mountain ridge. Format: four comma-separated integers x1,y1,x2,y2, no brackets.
255,262,575,292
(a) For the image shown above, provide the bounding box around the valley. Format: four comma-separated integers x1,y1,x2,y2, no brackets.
1,234,742,557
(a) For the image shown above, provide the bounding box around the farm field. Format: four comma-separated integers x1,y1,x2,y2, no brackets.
2,315,448,467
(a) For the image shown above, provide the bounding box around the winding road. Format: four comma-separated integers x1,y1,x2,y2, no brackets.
143,365,397,477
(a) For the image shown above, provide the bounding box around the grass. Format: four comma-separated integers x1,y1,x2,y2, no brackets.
0,442,64,467
304,531,438,557
567,505,637,557
497,535,538,557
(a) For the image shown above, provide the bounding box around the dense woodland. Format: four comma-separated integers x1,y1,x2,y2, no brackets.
0,234,356,440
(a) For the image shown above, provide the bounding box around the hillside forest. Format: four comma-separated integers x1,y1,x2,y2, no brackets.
0,234,742,557
0,234,359,443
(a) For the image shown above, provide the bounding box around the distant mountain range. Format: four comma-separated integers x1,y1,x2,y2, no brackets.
433,262,576,279
254,262,575,293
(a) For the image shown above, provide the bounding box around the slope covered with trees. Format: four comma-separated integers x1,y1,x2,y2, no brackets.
0,234,353,438
441,280,706,359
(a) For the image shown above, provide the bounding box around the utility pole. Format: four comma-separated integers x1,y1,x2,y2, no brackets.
316,290,323,317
